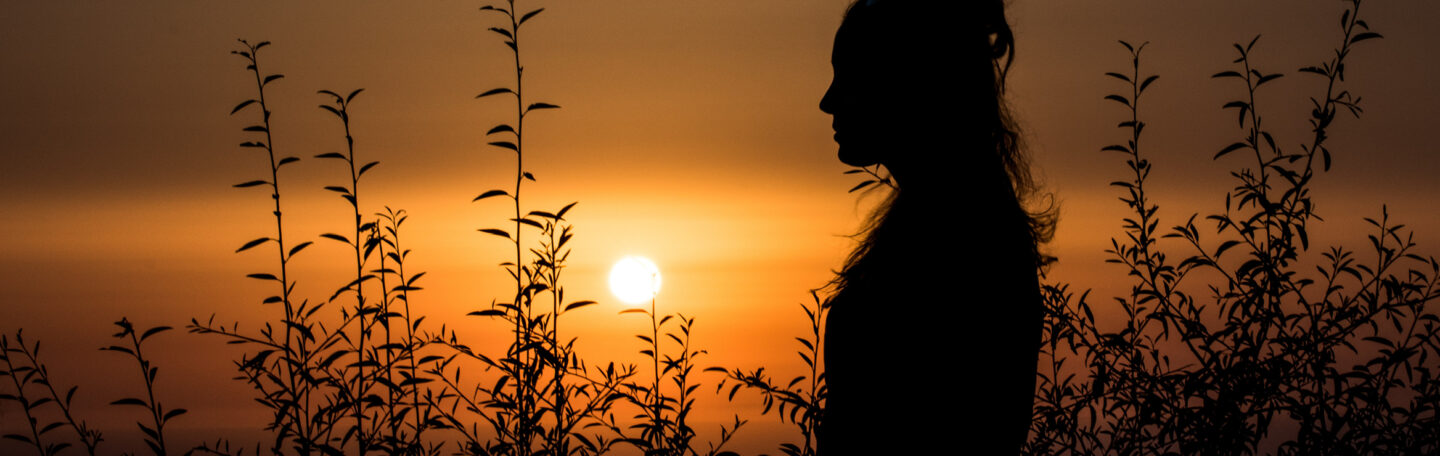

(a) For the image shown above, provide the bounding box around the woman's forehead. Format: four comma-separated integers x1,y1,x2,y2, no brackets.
830,16,923,68
830,18,881,60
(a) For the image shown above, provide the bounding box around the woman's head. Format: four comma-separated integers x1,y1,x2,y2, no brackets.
823,0,1057,280
819,0,1016,181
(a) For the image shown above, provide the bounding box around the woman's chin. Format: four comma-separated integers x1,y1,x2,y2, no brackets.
837,146,878,168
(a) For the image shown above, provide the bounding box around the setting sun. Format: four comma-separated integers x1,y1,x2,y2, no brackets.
609,256,661,305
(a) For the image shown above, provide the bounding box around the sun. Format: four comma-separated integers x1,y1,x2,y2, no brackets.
609,256,661,305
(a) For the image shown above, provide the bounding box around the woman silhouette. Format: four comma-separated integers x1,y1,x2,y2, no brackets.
817,1,1052,454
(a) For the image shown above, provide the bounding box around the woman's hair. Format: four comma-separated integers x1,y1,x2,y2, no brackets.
832,0,1057,290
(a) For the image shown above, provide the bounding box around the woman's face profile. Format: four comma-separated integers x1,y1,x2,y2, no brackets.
819,6,999,176
819,18,893,169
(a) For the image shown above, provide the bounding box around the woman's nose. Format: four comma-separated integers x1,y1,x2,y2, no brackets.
820,80,838,115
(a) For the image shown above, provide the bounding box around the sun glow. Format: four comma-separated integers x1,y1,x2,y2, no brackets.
609,256,661,305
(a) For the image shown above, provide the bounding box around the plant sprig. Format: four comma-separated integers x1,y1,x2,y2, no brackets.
102,318,183,456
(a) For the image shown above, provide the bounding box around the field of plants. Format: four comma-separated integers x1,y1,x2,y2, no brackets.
3,0,1436,455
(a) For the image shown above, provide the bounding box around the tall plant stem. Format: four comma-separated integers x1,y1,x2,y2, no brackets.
1297,0,1371,441
376,220,417,452
650,297,663,453
127,328,168,456
12,336,102,455
331,90,370,455
347,111,368,456
505,2,536,452
235,40,312,450
382,208,424,444
548,223,566,453
0,342,47,456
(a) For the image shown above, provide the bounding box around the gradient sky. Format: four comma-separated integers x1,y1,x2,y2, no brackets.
3,0,1439,453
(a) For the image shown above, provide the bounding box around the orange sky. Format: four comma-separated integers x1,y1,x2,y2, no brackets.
3,0,1440,453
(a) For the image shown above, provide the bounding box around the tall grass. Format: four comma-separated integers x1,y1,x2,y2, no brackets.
102,319,184,456
189,39,407,455
617,300,744,456
710,293,826,456
189,38,338,454
313,87,379,455
422,2,638,455
1029,0,1440,453
372,206,436,453
1,330,102,456
188,36,450,456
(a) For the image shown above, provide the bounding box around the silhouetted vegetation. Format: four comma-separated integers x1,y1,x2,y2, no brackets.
2,0,1436,455
423,2,637,455
1,330,103,456
103,319,184,456
190,38,376,455
710,293,827,456
1028,1,1439,454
